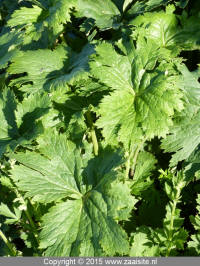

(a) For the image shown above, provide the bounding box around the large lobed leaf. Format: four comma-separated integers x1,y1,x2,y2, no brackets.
161,65,200,166
7,0,77,45
0,87,50,157
78,0,120,30
10,129,136,256
92,38,183,147
8,44,94,93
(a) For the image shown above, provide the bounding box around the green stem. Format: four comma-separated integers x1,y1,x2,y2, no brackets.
0,229,16,256
24,208,37,233
125,149,134,180
166,189,181,256
15,190,39,246
23,205,39,246
131,139,146,175
86,111,98,156
131,146,141,175
125,139,146,180
125,154,131,180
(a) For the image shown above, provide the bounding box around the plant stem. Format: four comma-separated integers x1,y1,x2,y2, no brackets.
86,111,98,156
24,208,37,233
125,139,146,180
0,229,16,256
16,190,39,246
131,145,141,175
125,149,134,180
125,154,131,180
166,188,181,256
23,204,40,246
131,139,146,175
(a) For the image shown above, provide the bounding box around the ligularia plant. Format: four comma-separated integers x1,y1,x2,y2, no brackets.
0,0,200,257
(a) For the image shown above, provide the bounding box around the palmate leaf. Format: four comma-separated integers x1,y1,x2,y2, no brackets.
0,87,18,140
7,0,77,45
131,151,157,195
126,0,172,17
175,12,200,50
0,87,50,157
90,42,133,93
0,31,22,69
162,110,200,166
161,66,200,166
129,226,159,256
78,0,120,30
0,87,18,156
78,0,172,30
66,111,87,145
184,147,200,181
10,129,136,256
130,5,178,50
92,38,183,147
130,5,200,52
8,44,93,93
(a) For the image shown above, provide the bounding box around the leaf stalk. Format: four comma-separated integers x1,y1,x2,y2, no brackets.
166,186,182,256
0,229,16,256
86,111,99,156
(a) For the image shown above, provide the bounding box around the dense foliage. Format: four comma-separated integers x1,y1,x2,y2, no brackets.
0,0,200,257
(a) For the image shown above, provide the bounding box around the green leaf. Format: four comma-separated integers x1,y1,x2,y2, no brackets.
10,129,135,255
0,87,50,157
8,5,42,26
176,13,200,50
9,44,94,93
188,194,200,254
130,226,159,256
188,234,200,255
161,65,200,166
130,5,200,51
190,194,200,230
0,87,18,157
90,42,133,93
161,108,200,166
94,39,183,147
0,87,18,140
78,0,120,30
123,0,134,12
95,90,137,146
16,92,50,134
0,31,22,69
8,45,68,93
177,65,200,106
184,148,200,181
130,7,178,49
0,203,17,219
153,172,188,255
7,0,77,44
0,203,21,224
131,151,156,195
145,0,172,10
11,139,83,203
175,0,189,9
66,111,87,145
127,0,172,17
39,185,132,256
